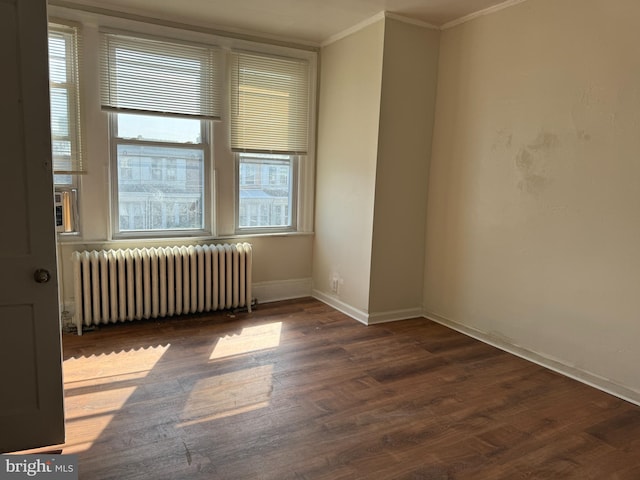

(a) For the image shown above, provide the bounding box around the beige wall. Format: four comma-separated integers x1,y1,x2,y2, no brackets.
313,20,385,315
369,18,439,317
425,0,640,398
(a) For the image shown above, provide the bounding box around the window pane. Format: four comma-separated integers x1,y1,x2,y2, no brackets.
117,144,204,231
52,140,71,157
52,140,72,176
54,174,73,185
116,113,202,144
238,154,293,229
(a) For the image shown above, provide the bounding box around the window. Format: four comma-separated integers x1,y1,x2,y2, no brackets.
48,21,84,185
237,153,296,230
78,24,315,239
230,51,310,232
101,31,221,237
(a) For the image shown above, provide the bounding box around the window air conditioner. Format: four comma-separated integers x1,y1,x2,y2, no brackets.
54,188,78,234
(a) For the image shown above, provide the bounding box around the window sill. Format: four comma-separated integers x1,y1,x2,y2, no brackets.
55,232,81,244
216,231,314,241
55,231,314,248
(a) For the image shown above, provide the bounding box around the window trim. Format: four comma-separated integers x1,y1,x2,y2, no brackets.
109,113,213,239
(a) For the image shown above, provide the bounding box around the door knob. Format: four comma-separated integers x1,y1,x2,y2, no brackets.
34,269,51,283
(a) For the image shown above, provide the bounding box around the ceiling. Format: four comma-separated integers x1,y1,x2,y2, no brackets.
53,0,512,45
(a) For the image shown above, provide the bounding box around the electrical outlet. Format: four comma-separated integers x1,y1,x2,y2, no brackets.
330,273,340,293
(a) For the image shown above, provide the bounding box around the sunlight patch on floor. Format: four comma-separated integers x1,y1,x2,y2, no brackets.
210,322,282,360
61,413,115,454
63,344,171,383
64,371,150,394
179,364,274,425
61,344,172,453
64,386,138,420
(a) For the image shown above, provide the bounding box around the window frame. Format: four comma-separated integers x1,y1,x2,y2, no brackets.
101,29,220,240
109,113,213,239
227,49,313,235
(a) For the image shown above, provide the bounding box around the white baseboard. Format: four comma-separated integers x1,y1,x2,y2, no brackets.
312,290,369,325
59,302,75,327
424,310,640,407
311,292,423,326
253,278,312,304
368,307,424,325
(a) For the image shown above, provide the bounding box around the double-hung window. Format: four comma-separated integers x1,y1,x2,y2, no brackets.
230,51,310,233
100,31,221,237
49,21,84,184
48,21,84,234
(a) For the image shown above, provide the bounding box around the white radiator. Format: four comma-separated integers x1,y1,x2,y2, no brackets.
71,243,252,335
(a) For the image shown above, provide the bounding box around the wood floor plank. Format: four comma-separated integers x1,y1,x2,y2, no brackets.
46,298,640,479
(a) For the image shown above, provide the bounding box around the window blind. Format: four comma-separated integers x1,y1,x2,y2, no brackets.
100,32,221,120
230,51,310,155
49,22,85,175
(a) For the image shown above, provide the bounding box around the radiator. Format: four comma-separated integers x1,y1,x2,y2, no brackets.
71,243,252,335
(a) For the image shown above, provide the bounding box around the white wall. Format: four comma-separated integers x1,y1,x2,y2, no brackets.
425,0,640,401
369,18,439,319
314,16,439,323
313,20,385,317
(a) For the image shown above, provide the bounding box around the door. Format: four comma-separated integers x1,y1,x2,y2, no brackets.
0,0,65,453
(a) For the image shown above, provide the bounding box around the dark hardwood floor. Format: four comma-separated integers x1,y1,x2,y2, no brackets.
57,298,640,479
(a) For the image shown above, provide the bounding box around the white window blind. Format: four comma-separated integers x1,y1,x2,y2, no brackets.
100,32,222,120
49,22,85,175
230,51,310,155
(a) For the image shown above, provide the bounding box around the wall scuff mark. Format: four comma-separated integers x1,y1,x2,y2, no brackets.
515,131,559,196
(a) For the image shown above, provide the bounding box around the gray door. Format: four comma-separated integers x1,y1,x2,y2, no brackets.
0,0,65,453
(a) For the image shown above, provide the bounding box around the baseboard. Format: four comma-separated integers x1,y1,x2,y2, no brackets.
368,307,424,325
59,302,75,327
312,290,369,325
424,310,640,407
253,278,312,304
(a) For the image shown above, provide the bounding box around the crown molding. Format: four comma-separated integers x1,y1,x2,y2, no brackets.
48,0,320,51
384,12,439,31
321,10,442,48
441,0,529,30
321,11,386,47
